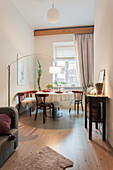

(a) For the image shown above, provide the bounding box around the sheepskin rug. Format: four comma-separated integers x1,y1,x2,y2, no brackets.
13,146,73,170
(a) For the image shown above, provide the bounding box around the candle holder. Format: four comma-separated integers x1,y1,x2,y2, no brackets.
95,83,103,95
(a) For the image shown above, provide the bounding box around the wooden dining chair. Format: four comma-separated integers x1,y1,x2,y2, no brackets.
17,90,37,116
35,93,54,123
72,91,84,114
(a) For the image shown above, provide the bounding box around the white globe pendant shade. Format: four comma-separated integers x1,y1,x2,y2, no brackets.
47,7,60,24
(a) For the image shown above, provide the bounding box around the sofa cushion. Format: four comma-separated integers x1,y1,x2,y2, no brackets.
0,114,11,135
0,128,17,155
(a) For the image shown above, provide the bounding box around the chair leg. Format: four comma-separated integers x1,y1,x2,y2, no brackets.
69,108,71,113
29,108,31,117
81,101,84,111
50,106,52,117
95,122,98,129
69,101,72,113
77,102,79,114
43,106,46,124
35,107,38,120
52,105,54,120
18,103,21,114
74,102,76,110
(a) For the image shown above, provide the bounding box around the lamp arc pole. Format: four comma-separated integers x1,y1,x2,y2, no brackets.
7,54,39,106
7,53,58,106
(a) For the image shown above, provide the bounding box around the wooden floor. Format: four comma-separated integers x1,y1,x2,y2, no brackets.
1,109,113,170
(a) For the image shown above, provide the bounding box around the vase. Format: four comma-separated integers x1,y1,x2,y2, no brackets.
37,77,41,91
95,83,103,95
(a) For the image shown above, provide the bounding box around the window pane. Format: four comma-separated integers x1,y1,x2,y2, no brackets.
56,46,75,58
54,60,80,87
66,60,80,87
56,61,66,83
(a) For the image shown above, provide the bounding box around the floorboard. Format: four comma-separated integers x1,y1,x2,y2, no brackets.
1,109,113,170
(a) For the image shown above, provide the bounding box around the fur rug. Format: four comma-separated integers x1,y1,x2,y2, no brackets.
13,146,73,170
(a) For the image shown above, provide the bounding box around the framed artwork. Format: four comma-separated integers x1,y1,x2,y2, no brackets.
98,69,105,95
98,69,105,83
17,54,27,85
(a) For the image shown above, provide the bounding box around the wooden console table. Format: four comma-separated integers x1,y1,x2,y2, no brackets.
85,94,108,141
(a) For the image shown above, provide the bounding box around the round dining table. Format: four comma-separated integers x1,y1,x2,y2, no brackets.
36,91,74,117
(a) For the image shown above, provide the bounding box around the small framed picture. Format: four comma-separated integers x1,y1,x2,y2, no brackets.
17,54,27,85
98,69,105,83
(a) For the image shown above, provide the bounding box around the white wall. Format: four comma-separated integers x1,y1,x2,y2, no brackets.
35,34,75,89
94,0,113,146
0,0,35,106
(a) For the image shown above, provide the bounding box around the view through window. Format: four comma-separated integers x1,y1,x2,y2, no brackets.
53,42,80,87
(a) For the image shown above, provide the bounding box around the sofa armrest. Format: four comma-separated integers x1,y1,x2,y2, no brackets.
0,107,18,129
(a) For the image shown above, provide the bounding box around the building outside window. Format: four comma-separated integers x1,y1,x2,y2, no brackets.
53,42,80,88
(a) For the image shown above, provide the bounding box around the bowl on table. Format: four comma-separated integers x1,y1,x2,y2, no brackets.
42,89,51,92
55,91,63,93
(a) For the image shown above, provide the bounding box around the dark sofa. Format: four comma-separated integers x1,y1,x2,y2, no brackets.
0,107,18,168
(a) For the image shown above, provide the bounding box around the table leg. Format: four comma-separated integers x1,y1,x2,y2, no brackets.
103,101,106,141
85,96,87,128
89,101,92,140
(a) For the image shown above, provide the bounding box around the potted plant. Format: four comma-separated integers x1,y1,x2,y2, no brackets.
37,59,42,91
46,83,53,90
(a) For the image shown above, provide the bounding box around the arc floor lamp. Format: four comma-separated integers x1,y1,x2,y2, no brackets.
7,54,61,106
7,54,38,106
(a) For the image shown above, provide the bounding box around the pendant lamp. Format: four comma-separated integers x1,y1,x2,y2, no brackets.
47,1,60,24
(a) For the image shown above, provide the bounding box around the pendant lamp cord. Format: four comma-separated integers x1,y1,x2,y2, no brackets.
52,0,54,8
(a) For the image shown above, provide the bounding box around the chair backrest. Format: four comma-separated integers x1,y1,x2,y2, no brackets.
72,91,83,101
35,94,49,105
17,90,37,103
30,90,37,97
17,92,24,103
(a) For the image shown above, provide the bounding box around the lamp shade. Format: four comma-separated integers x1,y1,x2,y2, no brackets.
49,66,61,74
47,7,60,24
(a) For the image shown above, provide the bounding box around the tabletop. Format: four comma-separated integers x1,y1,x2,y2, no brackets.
36,91,74,95
85,93,108,98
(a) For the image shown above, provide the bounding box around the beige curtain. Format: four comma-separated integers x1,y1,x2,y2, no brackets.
75,33,94,91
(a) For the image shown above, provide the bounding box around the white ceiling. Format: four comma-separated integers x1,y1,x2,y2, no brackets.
12,0,94,30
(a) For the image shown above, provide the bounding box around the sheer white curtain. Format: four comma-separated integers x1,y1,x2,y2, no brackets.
75,33,94,91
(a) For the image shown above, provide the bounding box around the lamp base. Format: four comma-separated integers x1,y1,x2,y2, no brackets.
46,107,63,118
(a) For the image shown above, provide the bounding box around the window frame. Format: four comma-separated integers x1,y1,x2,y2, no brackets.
53,42,81,88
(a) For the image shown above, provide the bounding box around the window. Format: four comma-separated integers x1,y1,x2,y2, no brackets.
53,42,80,87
